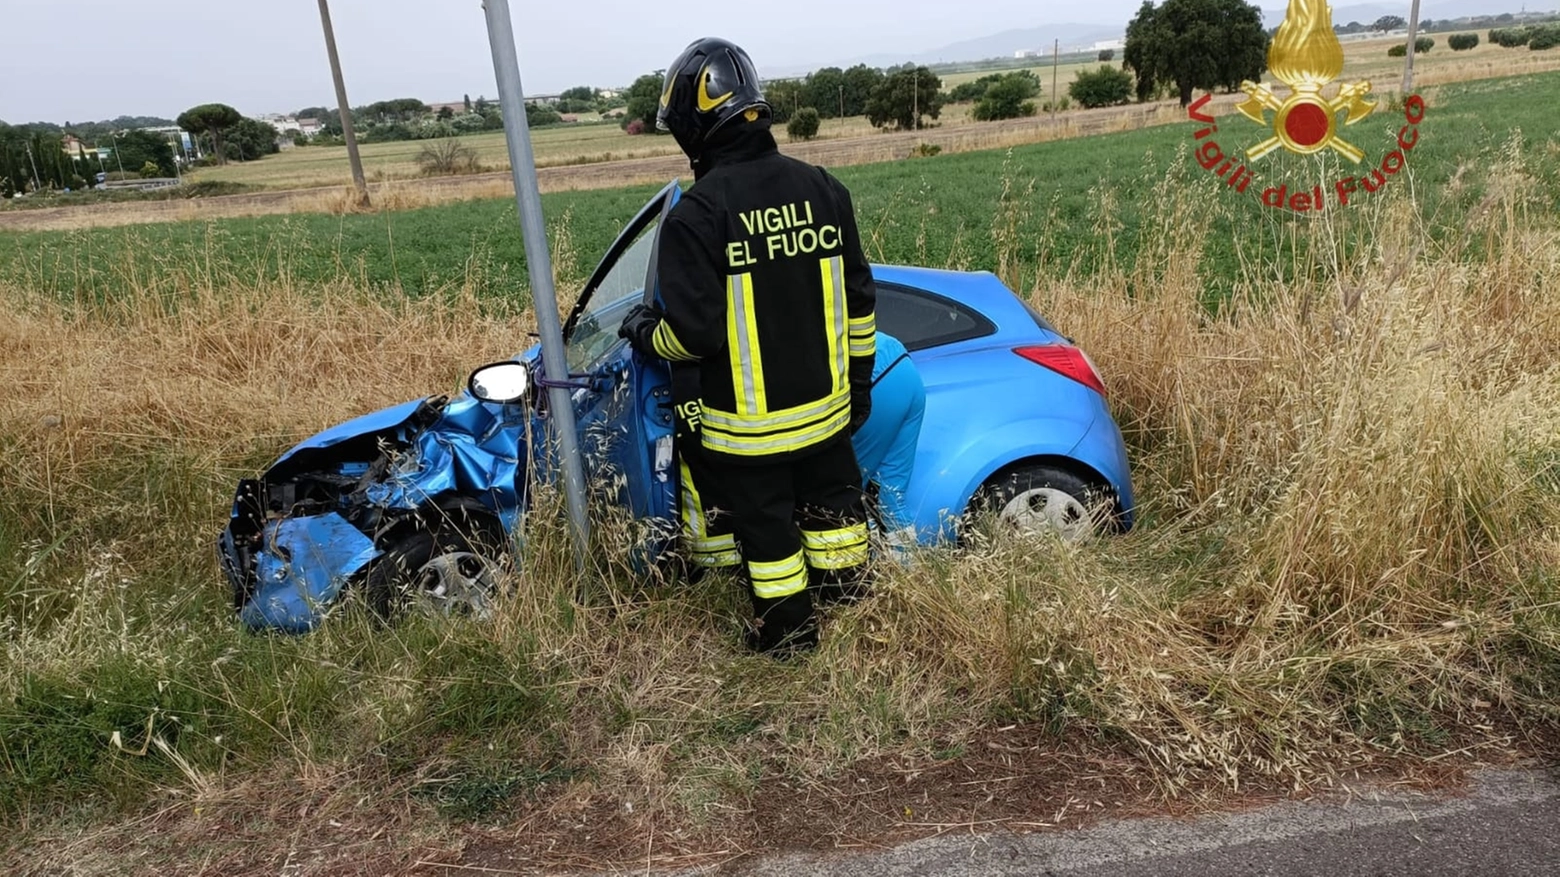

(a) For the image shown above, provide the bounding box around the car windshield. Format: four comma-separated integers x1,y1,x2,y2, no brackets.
566,219,659,373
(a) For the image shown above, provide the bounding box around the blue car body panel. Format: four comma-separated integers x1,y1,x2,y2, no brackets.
238,513,380,634
271,398,432,468
219,183,1134,634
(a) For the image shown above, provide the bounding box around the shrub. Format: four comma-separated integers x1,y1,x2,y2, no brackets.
786,107,821,141
973,75,1042,121
137,161,161,179
1531,26,1560,50
909,142,941,157
1388,43,1407,57
1448,33,1479,50
1068,65,1133,109
1490,26,1530,47
624,118,645,135
1098,49,1115,62
415,138,482,176
1415,36,1434,53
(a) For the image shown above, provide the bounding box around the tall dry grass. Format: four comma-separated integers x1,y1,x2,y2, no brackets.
1,124,1558,870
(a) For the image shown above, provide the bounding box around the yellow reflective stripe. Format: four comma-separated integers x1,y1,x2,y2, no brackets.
693,548,743,568
749,552,807,599
653,321,698,362
701,387,848,434
690,532,741,567
802,523,869,570
679,460,705,538
701,407,850,456
848,313,875,334
849,335,875,357
821,255,846,391
726,272,767,416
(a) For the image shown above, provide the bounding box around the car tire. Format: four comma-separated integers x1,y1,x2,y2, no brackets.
361,499,509,621
975,464,1114,543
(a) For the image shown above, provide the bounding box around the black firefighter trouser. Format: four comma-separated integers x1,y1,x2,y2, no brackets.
686,436,872,650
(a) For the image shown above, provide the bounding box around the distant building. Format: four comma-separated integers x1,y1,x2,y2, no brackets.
1091,38,1125,51
1015,49,1035,58
61,135,89,158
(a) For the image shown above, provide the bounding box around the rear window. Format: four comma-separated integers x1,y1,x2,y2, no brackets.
875,283,995,351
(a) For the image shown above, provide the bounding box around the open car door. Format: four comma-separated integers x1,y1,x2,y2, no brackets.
554,180,682,543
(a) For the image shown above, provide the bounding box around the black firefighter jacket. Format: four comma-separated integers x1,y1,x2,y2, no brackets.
650,123,877,462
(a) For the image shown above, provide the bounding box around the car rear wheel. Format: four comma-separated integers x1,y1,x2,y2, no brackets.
976,464,1113,543
362,499,509,620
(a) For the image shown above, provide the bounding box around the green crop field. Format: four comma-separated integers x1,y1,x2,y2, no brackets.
2,70,1558,874
7,72,1558,307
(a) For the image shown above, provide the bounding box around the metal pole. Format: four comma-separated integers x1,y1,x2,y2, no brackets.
1052,39,1060,118
481,0,591,557
1401,0,1422,94
317,0,370,208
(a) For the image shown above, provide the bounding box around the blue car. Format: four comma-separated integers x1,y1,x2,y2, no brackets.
219,181,1134,633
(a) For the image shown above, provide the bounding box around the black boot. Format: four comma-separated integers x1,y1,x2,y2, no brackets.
745,590,817,656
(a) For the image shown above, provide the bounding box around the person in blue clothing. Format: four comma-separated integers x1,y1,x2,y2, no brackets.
851,332,926,557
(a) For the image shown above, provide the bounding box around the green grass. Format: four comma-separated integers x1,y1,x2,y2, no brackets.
5,71,1558,309
2,70,1559,863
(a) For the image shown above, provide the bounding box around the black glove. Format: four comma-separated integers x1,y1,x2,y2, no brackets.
848,383,872,434
745,590,817,657
618,303,663,355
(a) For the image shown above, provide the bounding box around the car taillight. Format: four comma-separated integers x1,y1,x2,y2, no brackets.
1013,345,1107,396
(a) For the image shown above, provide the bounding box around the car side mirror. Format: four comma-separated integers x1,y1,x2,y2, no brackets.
468,361,530,404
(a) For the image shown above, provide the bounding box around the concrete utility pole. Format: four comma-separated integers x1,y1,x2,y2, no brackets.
316,0,370,208
1051,39,1060,118
481,0,591,558
1402,0,1423,94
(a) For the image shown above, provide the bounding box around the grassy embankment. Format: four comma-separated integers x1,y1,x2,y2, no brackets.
0,71,1557,872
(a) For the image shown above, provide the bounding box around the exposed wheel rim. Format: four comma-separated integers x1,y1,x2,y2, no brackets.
998,487,1093,542
410,551,501,619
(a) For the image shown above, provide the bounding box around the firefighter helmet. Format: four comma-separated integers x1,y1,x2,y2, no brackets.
656,37,771,156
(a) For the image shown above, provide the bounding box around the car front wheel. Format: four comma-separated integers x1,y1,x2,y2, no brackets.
976,464,1114,543
361,499,509,620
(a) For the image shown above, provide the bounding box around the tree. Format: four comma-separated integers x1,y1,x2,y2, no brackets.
1372,15,1406,32
560,85,598,103
176,103,242,164
765,79,804,123
622,72,663,132
525,104,563,127
1098,48,1116,61
109,129,176,176
972,73,1041,120
296,106,330,120
803,67,846,117
437,106,454,120
1069,65,1135,108
1448,33,1479,50
416,138,481,175
787,107,821,140
1123,0,1269,106
841,64,885,117
463,94,473,112
865,66,943,130
223,117,281,161
1414,36,1434,53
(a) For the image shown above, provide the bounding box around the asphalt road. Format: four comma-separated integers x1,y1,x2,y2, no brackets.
708,767,1560,877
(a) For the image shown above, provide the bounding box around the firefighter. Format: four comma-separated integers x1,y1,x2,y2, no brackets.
619,36,876,656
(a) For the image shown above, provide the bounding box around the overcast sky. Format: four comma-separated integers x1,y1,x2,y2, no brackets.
2,0,1147,124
